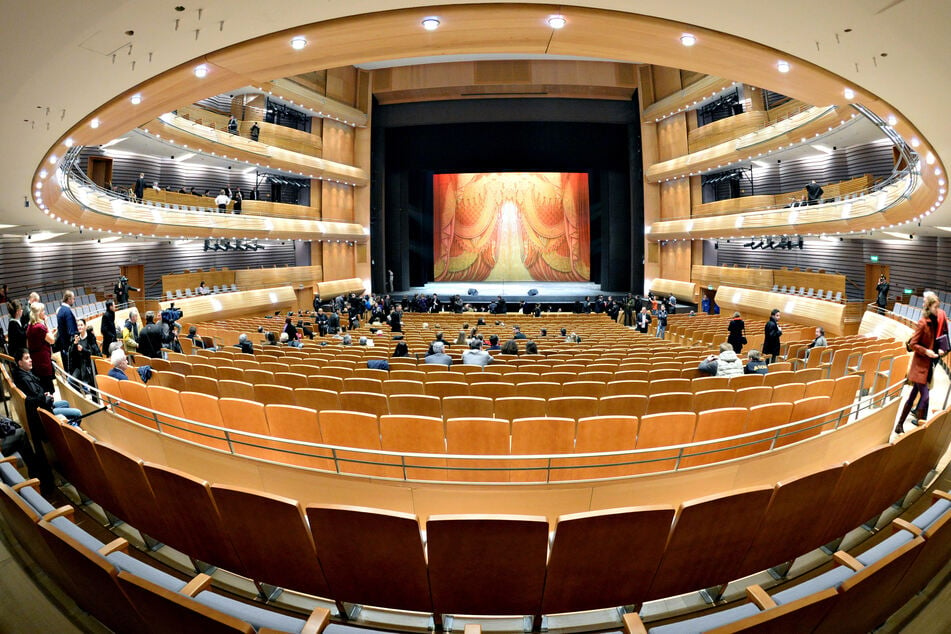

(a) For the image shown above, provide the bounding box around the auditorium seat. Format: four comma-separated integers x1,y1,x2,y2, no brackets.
494,396,547,421
445,418,511,482
738,464,845,578
217,379,256,401
318,410,394,478
382,379,426,396
58,423,126,520
692,389,735,412
294,387,340,413
813,444,891,547
561,416,638,479
178,391,230,451
645,486,774,601
425,381,470,398
216,366,245,381
253,384,297,406
770,382,806,403
646,392,693,415
380,415,447,479
209,483,333,599
777,396,832,446
0,482,65,579
117,380,159,429
561,380,606,398
307,505,433,615
386,394,442,418
542,506,675,614
762,370,796,387
604,379,649,396
516,381,562,399
93,441,169,539
339,391,389,418
469,382,516,399
342,377,384,394
632,412,696,475
152,371,190,393
738,402,792,457
427,515,548,622
547,396,598,421
681,407,749,467
441,395,494,420
803,378,836,399
191,363,218,379
262,404,333,470
273,371,309,389
598,394,647,417
218,398,274,460
728,373,765,389
651,378,692,394
510,416,576,482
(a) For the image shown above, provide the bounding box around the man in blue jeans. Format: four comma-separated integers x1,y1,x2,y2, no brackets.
12,349,83,425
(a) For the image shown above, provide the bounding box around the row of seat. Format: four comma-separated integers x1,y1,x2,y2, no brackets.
0,453,334,634
770,285,844,302
93,376,862,481
166,284,239,300
626,489,951,633
25,406,951,626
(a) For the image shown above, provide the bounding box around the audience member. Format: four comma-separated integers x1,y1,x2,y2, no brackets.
392,341,410,357
727,311,746,354
108,349,130,381
100,300,118,355
26,302,56,393
122,307,140,357
763,308,783,363
805,327,827,359
6,300,25,357
462,339,493,366
500,339,519,355
744,349,769,375
424,340,452,366
525,340,539,355
136,311,164,359
698,343,744,378
236,333,254,355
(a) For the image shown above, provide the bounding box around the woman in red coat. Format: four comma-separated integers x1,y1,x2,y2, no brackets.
895,292,949,434
26,302,57,393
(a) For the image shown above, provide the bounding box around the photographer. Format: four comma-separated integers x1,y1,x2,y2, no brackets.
114,275,140,306
68,319,100,388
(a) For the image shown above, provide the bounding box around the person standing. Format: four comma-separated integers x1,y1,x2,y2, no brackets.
215,189,230,212
227,115,239,134
133,172,146,203
232,189,243,214
26,302,56,393
876,275,890,312
763,309,783,364
805,180,823,205
6,300,26,356
727,311,746,354
388,304,403,333
249,121,260,141
100,300,118,355
636,307,651,334
656,306,668,339
895,292,949,434
55,290,78,373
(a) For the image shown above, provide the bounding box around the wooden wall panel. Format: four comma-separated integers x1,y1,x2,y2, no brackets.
656,113,688,162
659,180,690,220
326,66,358,107
716,236,951,300
321,181,355,222
660,241,692,282
0,237,297,301
322,119,355,166
321,242,356,282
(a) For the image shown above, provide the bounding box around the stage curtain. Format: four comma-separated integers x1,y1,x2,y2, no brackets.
433,173,590,282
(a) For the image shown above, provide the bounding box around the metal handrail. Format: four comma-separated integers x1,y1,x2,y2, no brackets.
58,365,905,484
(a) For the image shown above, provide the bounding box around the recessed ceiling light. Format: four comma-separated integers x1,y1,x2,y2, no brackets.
886,114,898,126
680,33,697,47
90,118,100,128
843,87,855,100
290,36,307,50
130,94,142,105
547,14,567,29
776,60,790,73
63,138,74,147
194,64,208,78
421,17,440,31
48,155,57,164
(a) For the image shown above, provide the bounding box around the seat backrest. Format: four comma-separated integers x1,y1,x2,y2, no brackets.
210,483,332,598
308,505,433,613
646,486,774,601
542,506,675,614
427,514,549,618
380,414,447,479
445,418,511,482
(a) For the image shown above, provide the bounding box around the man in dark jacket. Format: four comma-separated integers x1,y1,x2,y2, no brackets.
100,300,118,355
136,311,165,359
55,290,78,372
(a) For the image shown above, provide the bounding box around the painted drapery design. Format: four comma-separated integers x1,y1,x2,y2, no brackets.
433,173,590,282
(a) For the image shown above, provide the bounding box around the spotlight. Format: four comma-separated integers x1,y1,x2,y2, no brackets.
421,17,440,31
194,64,208,78
290,36,307,50
547,14,567,29
680,33,697,47
776,60,790,73
130,94,142,105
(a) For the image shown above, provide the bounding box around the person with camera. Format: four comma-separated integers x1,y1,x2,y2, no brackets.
136,311,165,359
114,275,139,306
68,319,100,388
876,274,890,313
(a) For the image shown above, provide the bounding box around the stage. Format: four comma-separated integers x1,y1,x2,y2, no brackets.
397,281,628,307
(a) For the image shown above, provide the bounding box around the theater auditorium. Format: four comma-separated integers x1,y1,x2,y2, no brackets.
0,1,949,632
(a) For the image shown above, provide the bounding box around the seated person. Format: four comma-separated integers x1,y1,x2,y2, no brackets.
280,332,303,348
12,349,83,425
341,333,353,346
358,336,374,347
424,340,452,366
108,349,130,381
525,341,539,355
744,349,770,375
487,334,501,351
500,339,520,355
461,339,493,367
698,342,744,378
805,327,828,359
392,341,410,358
512,325,527,340
235,333,255,355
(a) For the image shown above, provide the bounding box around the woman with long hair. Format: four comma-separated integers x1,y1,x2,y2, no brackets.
26,301,56,393
392,341,409,357
895,292,949,433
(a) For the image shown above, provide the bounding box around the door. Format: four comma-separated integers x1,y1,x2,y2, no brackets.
120,265,146,305
87,156,113,188
865,263,890,305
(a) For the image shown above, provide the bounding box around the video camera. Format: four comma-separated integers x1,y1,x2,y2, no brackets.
161,302,183,324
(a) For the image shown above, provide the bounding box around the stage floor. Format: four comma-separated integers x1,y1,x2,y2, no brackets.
402,281,624,304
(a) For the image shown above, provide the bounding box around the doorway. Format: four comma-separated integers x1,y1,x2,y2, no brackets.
865,263,890,305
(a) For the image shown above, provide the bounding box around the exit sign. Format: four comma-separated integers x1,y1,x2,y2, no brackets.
870,255,879,262
904,289,913,295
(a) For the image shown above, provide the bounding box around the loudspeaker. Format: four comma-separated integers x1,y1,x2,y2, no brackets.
467,288,478,296
527,288,538,296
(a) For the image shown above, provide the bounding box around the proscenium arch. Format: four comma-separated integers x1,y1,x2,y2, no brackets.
32,3,944,241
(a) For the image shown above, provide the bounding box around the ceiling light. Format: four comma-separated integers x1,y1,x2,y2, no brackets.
48,155,57,164
926,152,936,165
680,33,697,47
194,64,208,78
90,118,100,129
290,36,307,50
63,138,74,148
547,14,567,29
776,60,790,73
843,87,855,100
130,94,142,105
886,114,898,126
421,17,440,31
